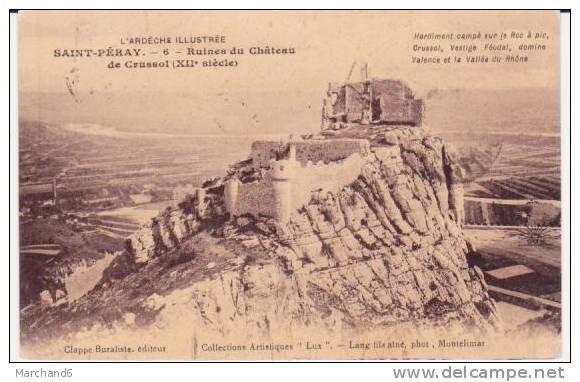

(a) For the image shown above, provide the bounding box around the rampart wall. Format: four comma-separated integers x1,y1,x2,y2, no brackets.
225,152,368,221
225,178,277,218
250,139,369,169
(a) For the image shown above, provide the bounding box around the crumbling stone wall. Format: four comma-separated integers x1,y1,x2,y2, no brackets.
380,98,423,125
102,127,495,337
371,79,412,100
225,178,277,218
323,79,424,127
225,152,368,222
250,139,370,169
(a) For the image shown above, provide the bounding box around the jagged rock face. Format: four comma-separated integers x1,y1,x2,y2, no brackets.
128,188,226,264
121,128,498,334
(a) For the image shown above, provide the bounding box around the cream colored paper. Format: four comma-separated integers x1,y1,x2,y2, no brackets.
18,10,562,360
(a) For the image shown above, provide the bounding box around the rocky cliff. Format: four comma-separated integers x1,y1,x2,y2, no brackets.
117,127,496,332
21,127,499,352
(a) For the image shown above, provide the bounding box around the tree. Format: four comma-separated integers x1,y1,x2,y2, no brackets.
514,225,559,246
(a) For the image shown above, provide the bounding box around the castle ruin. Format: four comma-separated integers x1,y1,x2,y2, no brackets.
220,76,463,226
225,138,370,223
322,78,424,130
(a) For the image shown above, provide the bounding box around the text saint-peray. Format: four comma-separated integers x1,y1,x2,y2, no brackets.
54,48,142,58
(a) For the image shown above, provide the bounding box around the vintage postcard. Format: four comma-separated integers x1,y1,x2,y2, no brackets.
16,10,563,360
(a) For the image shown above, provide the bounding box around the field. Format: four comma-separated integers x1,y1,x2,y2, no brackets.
465,227,561,303
448,133,561,201
440,132,561,227
19,218,126,307
19,121,260,214
73,201,177,239
443,130,562,315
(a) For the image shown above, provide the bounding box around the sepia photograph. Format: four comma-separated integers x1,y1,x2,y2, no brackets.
12,9,566,361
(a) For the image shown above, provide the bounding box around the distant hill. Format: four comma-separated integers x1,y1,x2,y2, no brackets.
19,90,323,136
19,87,560,136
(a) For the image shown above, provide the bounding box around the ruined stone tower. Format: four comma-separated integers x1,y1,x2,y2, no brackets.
224,178,240,218
270,143,296,223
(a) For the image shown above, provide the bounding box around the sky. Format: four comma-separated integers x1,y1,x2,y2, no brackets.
18,10,561,134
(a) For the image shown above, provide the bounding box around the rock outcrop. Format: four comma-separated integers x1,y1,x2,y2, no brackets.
20,127,499,354
115,127,498,334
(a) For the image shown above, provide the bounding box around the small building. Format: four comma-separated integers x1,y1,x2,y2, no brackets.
322,79,423,129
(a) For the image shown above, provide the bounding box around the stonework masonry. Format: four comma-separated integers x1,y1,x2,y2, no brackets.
323,79,424,128
225,144,369,223
117,127,491,336
250,139,370,170
226,134,464,226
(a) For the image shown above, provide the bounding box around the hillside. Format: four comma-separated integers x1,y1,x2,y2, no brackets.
21,126,503,359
